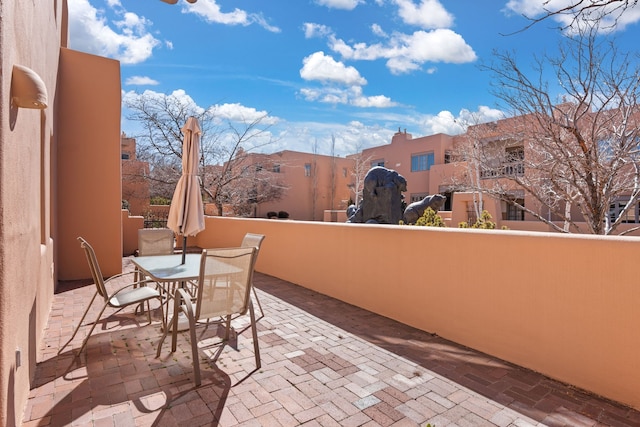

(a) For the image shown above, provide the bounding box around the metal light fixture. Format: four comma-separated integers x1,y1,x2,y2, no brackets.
11,65,48,109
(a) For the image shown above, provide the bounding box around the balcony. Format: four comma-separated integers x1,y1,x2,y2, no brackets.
480,161,525,179
23,217,640,425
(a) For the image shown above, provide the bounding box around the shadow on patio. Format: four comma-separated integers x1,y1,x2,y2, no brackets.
22,258,640,426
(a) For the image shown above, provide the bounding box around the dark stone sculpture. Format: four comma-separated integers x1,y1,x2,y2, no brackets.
347,166,407,224
403,194,447,224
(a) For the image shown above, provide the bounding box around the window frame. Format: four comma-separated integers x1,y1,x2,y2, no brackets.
411,152,434,172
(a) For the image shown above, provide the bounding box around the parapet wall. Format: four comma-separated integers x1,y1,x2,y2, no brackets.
192,216,640,411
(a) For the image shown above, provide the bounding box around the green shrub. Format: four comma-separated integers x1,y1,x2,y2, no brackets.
414,207,446,227
459,210,496,229
150,196,171,205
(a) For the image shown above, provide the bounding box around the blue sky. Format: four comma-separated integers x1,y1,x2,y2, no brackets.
68,0,640,156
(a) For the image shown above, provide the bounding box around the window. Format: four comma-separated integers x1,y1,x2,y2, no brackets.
371,159,385,167
610,199,640,223
410,193,428,203
411,152,434,172
506,199,525,221
342,167,347,177
304,163,311,177
444,151,452,164
272,164,280,173
121,153,130,160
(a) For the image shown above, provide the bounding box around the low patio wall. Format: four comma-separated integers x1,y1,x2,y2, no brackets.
191,216,640,411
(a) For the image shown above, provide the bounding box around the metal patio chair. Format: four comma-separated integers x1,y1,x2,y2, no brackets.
240,233,266,319
156,246,260,386
58,237,164,356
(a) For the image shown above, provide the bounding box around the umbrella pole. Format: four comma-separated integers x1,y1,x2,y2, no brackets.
182,236,187,264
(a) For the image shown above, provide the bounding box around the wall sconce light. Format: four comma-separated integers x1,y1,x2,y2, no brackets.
11,65,48,109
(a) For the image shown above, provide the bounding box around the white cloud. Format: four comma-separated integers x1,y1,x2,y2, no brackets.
394,0,454,29
209,103,280,125
68,0,160,64
303,22,334,38
271,120,395,156
349,86,397,108
300,51,367,86
371,24,388,38
420,106,505,135
125,76,159,86
315,0,363,11
299,86,397,108
185,0,281,32
122,90,280,145
330,29,476,74
123,89,204,114
266,105,506,156
504,0,640,32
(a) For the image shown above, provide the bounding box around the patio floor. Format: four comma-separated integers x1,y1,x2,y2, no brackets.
22,257,640,427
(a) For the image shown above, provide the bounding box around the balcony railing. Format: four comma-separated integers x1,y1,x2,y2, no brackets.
480,161,525,179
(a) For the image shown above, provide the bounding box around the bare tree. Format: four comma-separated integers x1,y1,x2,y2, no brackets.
124,91,282,216
509,0,639,33
348,144,373,208
329,134,337,211
449,114,493,224
471,24,640,235
201,117,283,216
310,138,320,220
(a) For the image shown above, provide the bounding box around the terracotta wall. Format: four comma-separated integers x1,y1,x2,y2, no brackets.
190,217,640,411
0,1,65,425
360,131,457,198
122,211,144,256
56,48,122,280
256,151,354,221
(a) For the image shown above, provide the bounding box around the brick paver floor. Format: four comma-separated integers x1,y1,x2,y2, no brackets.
22,257,640,426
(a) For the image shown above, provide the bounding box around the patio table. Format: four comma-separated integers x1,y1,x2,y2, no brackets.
131,253,201,329
131,252,244,330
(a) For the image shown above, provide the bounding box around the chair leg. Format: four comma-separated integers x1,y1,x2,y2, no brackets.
249,302,261,370
76,302,111,356
223,315,232,341
252,286,264,319
146,300,152,324
58,291,99,355
155,313,174,358
187,310,201,386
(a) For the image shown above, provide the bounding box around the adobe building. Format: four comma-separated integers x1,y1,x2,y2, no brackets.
1,1,123,424
121,133,151,216
248,150,355,221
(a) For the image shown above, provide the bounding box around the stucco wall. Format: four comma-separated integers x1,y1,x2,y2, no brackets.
190,217,640,411
256,151,354,221
0,1,66,425
56,48,122,280
122,211,144,256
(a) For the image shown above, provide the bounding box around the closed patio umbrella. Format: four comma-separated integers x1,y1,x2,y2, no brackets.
167,116,205,264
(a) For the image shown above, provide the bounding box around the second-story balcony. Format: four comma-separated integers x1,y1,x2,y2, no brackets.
479,161,525,179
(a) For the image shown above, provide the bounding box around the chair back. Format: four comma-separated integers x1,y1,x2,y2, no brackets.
138,229,175,256
240,233,265,269
196,247,257,320
240,233,265,252
77,237,109,301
